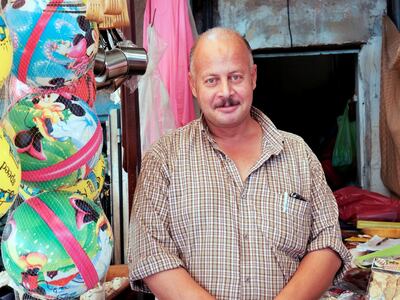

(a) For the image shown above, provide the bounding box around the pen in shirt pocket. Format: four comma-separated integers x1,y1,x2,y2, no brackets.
282,192,307,213
289,192,307,202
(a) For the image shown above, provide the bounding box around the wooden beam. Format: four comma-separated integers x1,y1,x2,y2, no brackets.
121,1,141,213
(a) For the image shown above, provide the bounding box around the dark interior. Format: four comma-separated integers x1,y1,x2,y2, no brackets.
252,52,358,189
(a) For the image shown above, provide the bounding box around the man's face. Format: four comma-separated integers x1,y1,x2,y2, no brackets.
189,35,257,129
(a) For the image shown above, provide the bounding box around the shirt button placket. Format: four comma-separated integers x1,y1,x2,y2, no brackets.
239,188,251,296
242,231,250,290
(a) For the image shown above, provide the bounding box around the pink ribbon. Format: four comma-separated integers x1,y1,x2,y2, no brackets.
18,0,65,82
27,196,99,289
22,122,102,182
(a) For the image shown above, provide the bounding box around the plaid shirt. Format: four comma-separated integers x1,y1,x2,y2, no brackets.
128,107,351,299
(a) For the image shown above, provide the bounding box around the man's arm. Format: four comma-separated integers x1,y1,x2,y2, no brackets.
275,248,341,300
144,267,216,300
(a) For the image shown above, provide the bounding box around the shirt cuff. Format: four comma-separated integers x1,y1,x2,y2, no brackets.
129,252,185,293
306,228,352,285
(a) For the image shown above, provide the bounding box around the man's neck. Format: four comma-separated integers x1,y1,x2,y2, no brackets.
206,116,263,182
207,116,260,143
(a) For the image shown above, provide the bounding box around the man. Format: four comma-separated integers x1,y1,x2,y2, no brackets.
128,27,351,300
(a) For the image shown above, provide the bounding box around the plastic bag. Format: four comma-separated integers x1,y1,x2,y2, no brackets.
367,257,400,299
332,101,357,172
138,26,176,155
334,186,400,222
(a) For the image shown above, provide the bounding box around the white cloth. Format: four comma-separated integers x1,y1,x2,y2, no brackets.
138,26,176,156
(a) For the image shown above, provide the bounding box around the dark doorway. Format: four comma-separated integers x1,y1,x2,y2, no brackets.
253,51,358,190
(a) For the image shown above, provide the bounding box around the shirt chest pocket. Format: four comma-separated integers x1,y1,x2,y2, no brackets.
254,190,312,258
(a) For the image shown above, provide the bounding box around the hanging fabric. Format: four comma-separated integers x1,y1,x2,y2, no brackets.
143,0,196,127
138,26,176,155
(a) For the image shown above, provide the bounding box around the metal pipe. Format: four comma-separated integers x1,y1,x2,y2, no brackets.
120,46,147,75
94,45,147,91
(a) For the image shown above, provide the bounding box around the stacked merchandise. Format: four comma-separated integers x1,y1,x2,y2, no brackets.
321,187,400,299
0,1,116,299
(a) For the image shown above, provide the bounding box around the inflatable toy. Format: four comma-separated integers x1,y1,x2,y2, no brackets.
0,14,13,88
3,93,103,191
0,126,21,218
1,191,113,299
4,0,99,88
9,70,97,107
61,154,106,201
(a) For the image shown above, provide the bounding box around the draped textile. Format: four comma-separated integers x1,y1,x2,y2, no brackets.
138,26,176,155
143,0,196,127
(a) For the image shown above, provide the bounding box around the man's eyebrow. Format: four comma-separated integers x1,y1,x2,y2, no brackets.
202,73,219,78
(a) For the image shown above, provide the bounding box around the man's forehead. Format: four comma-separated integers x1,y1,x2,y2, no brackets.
200,30,240,45
195,35,243,58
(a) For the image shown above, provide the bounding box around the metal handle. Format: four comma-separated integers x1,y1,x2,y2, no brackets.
94,46,147,87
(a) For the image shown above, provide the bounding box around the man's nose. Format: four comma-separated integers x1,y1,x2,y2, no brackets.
219,78,233,98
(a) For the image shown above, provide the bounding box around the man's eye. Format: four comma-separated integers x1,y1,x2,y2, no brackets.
231,75,241,81
205,78,216,84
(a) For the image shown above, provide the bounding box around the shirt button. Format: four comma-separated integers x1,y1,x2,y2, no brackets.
241,193,246,199
243,233,249,240
245,277,250,283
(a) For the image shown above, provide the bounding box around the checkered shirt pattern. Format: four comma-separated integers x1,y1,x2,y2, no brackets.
127,107,352,299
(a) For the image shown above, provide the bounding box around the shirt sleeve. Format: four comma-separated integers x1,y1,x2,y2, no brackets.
127,149,185,293
305,147,352,285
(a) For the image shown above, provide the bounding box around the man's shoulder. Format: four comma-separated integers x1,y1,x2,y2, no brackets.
279,130,306,144
277,129,311,154
145,119,202,158
158,118,201,145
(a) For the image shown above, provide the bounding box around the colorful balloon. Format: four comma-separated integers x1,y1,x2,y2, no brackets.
0,14,13,88
57,70,97,107
3,93,103,191
60,154,106,201
0,126,21,218
4,0,99,88
18,183,41,201
9,70,97,107
8,75,32,106
18,154,105,201
1,191,113,299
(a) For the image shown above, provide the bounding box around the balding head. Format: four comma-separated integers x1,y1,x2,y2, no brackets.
189,27,253,76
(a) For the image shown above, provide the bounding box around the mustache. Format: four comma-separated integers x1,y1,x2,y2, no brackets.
214,97,240,109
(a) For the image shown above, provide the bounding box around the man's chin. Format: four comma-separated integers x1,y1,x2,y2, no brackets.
213,116,244,128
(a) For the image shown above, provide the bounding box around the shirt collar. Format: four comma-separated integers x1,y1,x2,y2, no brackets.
199,107,284,158
250,107,284,159
199,113,219,147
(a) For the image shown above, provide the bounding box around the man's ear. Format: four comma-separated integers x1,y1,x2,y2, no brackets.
188,72,198,98
251,64,257,90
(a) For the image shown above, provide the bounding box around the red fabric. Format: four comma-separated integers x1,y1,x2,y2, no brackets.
334,186,400,222
321,159,345,190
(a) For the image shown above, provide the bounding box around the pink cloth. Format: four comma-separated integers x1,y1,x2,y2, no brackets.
143,0,196,127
